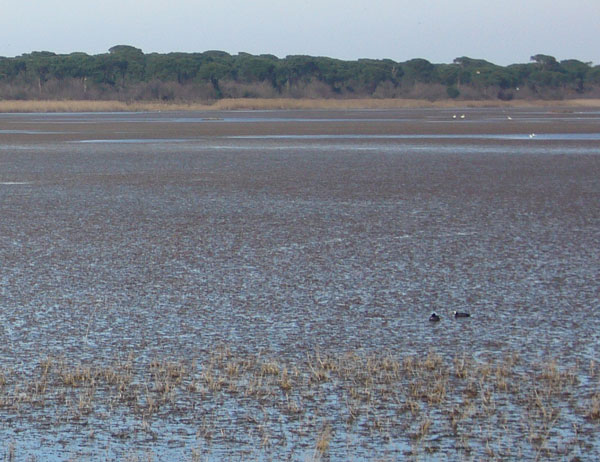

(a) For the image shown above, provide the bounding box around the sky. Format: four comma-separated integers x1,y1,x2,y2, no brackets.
1,0,599,66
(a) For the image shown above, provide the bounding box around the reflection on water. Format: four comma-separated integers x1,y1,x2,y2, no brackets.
3,107,600,125
74,136,600,157
78,138,191,144
0,110,599,460
228,132,600,140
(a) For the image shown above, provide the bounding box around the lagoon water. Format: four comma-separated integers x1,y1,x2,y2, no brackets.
0,108,599,460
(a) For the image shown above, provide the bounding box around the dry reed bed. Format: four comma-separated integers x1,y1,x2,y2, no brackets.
0,347,598,460
1,98,600,113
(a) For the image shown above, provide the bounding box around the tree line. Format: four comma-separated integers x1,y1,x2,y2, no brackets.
1,45,599,101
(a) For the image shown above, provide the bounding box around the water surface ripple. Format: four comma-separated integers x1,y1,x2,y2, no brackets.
0,108,599,460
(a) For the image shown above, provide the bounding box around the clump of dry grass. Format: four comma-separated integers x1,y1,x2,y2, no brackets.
587,394,600,420
314,424,332,456
279,367,293,392
414,417,432,440
454,354,470,379
260,361,280,376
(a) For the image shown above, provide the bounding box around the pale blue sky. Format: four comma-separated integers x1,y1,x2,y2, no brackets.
2,0,599,65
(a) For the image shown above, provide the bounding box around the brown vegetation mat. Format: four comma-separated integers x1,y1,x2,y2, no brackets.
1,98,600,113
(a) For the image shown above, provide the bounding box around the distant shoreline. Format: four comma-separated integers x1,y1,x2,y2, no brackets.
1,98,600,113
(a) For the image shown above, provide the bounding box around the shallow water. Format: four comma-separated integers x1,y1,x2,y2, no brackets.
0,108,599,460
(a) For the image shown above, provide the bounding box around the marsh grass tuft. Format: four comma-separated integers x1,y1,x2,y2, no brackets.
415,417,432,440
314,424,332,455
260,361,280,376
587,394,600,420
279,367,293,392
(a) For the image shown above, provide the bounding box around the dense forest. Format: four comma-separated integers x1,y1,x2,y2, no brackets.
1,45,599,102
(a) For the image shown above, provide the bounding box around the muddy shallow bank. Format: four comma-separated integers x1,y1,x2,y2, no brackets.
0,108,599,460
0,106,600,141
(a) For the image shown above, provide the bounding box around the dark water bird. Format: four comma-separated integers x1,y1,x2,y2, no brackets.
453,310,471,318
429,312,441,322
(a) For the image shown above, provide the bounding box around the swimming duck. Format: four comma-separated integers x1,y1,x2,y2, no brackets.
429,312,441,322
453,310,470,318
